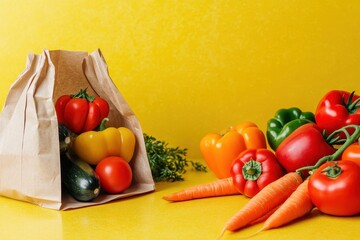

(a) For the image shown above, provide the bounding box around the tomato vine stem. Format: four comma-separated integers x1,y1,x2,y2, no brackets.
296,124,360,176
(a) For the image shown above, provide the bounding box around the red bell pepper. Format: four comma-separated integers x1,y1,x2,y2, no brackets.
230,148,285,198
55,88,110,134
275,123,336,175
315,90,360,137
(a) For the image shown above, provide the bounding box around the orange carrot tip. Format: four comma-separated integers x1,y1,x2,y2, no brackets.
216,204,282,240
163,177,240,202
235,226,266,239
221,172,303,233
248,205,280,226
236,179,314,239
216,227,228,240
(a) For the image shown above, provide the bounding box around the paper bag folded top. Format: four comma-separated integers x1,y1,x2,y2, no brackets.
0,49,155,210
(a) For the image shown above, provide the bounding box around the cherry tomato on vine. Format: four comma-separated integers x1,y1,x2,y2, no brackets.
341,142,360,166
95,156,132,194
308,160,360,216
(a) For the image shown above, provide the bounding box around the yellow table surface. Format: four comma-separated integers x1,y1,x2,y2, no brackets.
0,161,359,240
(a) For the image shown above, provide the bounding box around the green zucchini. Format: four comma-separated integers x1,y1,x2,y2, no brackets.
61,153,101,202
58,124,75,154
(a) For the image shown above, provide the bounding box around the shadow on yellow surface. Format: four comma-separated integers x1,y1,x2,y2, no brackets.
0,164,359,240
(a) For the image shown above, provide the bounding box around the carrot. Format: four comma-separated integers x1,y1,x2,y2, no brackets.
220,172,303,235
162,177,240,202
255,179,314,233
248,205,280,226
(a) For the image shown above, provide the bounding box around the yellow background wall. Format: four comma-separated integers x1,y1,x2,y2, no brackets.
1,1,360,159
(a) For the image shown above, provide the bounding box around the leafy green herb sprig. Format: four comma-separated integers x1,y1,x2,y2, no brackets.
144,133,207,182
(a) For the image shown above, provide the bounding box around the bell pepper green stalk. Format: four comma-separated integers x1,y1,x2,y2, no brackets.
242,159,262,181
267,107,315,151
296,124,360,176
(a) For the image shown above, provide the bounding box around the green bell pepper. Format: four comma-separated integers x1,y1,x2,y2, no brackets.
267,107,315,151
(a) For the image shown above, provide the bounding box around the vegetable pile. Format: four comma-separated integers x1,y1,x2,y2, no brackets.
163,89,360,238
56,89,135,202
57,88,206,201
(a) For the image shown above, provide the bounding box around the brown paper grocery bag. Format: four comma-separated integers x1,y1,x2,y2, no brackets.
0,49,155,210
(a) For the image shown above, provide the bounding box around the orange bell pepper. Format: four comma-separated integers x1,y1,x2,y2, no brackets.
200,122,267,179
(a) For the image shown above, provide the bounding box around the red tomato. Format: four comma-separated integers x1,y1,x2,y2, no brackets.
341,143,360,166
308,160,360,216
55,89,110,134
230,148,285,198
95,156,132,194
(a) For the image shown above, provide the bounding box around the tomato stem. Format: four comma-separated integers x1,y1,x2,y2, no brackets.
321,162,342,178
344,91,360,114
296,124,360,176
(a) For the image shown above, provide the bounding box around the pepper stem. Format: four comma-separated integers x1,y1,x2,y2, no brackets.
71,88,95,102
99,118,109,131
242,159,262,181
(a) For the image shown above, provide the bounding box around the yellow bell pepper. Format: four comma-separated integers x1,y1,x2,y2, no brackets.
72,120,136,165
